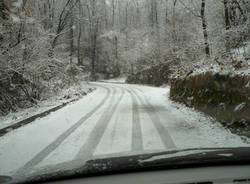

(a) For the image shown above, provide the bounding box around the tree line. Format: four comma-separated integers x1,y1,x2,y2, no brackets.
0,0,248,115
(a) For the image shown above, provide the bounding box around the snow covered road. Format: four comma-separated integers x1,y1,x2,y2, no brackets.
0,82,249,177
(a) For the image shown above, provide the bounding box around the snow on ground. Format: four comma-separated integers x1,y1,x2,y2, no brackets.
140,112,166,151
93,91,133,156
132,84,250,148
0,82,93,130
0,86,104,175
232,42,250,62
0,83,249,177
37,90,112,168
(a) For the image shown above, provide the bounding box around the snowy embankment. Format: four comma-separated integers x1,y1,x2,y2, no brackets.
169,42,250,137
0,82,95,130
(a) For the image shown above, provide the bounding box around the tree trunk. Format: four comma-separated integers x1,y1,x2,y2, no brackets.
224,0,230,52
172,0,177,39
165,0,169,24
114,36,118,59
172,0,178,52
90,0,98,78
201,0,210,57
125,1,128,27
224,0,230,30
104,1,108,28
91,31,97,77
111,0,116,27
150,0,154,27
77,0,82,65
69,6,74,64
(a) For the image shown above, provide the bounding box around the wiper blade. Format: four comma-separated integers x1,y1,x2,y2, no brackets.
85,147,250,174
11,147,250,184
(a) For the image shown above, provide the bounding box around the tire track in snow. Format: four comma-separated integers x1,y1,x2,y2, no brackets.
126,89,143,151
74,86,125,161
13,85,112,178
110,115,119,149
129,87,177,149
111,85,143,152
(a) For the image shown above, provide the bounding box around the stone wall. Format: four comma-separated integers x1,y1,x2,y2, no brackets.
170,72,250,137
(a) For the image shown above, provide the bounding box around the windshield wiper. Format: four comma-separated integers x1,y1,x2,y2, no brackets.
10,147,250,184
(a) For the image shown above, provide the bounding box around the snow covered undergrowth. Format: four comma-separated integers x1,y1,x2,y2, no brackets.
0,82,95,130
171,42,250,80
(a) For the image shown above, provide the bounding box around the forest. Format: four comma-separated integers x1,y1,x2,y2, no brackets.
0,0,249,115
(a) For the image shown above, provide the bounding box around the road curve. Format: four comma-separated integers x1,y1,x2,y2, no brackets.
12,83,175,178
0,82,248,179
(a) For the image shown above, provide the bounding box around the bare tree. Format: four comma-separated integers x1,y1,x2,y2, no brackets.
77,0,83,65
201,0,210,57
179,0,210,57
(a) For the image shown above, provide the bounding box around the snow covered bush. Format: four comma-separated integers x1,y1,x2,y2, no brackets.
0,0,88,115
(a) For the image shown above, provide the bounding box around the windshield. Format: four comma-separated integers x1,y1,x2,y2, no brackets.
0,0,249,183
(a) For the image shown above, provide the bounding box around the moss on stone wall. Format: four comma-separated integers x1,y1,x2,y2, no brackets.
170,72,250,137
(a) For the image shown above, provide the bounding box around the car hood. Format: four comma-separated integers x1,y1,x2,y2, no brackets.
5,147,250,184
